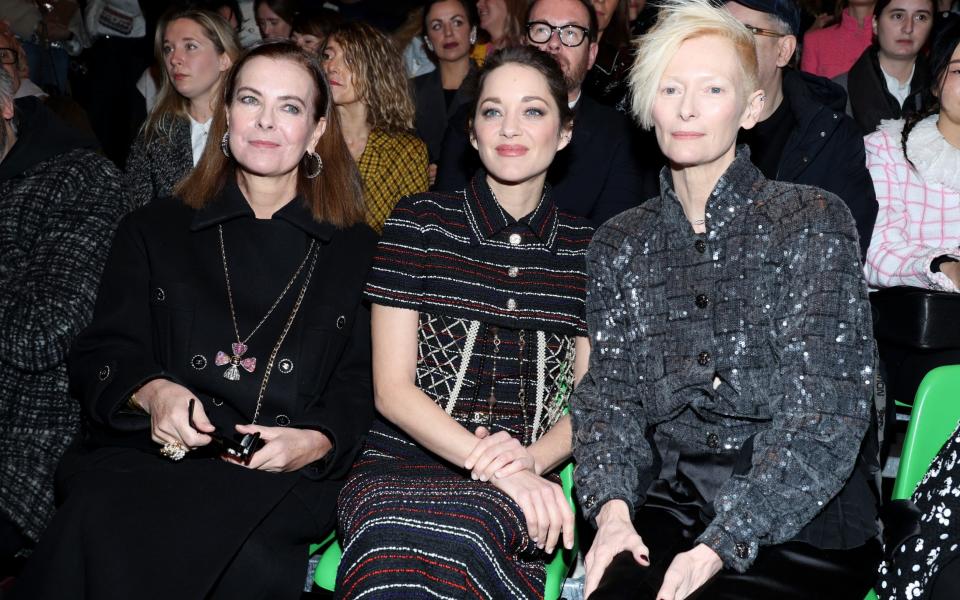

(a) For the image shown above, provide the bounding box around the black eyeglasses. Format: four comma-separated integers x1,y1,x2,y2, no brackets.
742,23,787,38
526,21,591,47
0,48,17,65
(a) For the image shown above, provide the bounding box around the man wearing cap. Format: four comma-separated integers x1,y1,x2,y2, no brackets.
726,0,878,259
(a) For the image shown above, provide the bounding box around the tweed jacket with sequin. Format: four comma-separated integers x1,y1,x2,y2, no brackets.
570,148,879,572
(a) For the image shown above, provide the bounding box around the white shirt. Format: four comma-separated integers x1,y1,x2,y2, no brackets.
189,116,212,166
881,63,915,108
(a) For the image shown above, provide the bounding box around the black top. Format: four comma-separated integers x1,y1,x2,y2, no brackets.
739,94,795,180
69,179,378,481
412,66,476,163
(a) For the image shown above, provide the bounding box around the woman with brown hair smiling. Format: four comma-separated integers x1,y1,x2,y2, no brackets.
12,42,376,600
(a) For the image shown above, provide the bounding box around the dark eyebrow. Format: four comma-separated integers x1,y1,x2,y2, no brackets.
278,95,306,105
236,86,262,96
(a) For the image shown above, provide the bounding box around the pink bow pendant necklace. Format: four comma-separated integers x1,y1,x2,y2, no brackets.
216,224,316,381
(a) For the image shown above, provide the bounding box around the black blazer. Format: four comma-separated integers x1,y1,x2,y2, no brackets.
433,93,659,227
412,66,476,163
69,181,377,482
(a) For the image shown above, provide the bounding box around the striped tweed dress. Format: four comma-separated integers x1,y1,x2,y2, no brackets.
336,170,593,599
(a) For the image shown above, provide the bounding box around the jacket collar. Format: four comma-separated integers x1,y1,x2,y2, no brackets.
659,146,762,243
190,176,335,241
464,169,559,249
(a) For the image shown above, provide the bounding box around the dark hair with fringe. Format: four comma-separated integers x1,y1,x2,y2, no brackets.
901,18,960,168
175,41,365,228
467,45,575,135
601,0,632,49
422,0,478,29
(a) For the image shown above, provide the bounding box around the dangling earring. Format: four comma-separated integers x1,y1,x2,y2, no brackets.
469,27,477,45
220,131,231,158
424,36,434,52
304,151,323,179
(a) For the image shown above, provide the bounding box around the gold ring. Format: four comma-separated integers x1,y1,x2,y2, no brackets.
160,441,187,461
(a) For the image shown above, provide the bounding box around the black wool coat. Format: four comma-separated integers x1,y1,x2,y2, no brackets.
17,181,377,598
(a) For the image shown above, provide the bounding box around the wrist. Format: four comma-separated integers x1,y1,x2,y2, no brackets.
596,499,632,526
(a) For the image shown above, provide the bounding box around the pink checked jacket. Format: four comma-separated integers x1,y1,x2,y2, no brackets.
864,116,960,292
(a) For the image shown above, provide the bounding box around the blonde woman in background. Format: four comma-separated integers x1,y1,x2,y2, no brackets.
323,21,429,233
124,9,240,205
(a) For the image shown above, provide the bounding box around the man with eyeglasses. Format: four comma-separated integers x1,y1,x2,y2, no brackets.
725,0,878,260
434,0,656,226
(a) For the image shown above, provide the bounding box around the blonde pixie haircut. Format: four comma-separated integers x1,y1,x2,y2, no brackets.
628,0,759,130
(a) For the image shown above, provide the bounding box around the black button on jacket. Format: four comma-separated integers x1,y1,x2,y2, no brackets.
69,181,378,482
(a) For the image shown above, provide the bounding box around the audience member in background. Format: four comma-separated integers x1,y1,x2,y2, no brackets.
336,45,591,600
573,3,881,598
802,0,877,78
201,0,244,31
2,0,87,95
255,0,297,39
629,0,659,34
473,0,527,64
0,23,93,136
583,0,633,108
72,0,153,167
11,42,375,600
323,22,429,233
413,0,478,177
876,419,960,600
397,7,437,77
0,68,130,583
291,5,341,55
834,0,934,134
863,22,960,401
125,9,240,206
436,0,653,226
725,0,879,259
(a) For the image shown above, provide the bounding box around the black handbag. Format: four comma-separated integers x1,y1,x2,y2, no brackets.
870,286,960,350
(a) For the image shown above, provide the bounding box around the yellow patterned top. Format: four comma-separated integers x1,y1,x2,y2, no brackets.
358,129,430,233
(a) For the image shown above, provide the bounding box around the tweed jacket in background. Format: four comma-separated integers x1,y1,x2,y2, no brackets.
358,128,430,233
571,149,878,572
0,146,131,543
123,115,193,205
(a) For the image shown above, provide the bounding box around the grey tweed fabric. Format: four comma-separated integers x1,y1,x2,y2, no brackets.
123,115,193,205
0,148,131,542
571,148,878,572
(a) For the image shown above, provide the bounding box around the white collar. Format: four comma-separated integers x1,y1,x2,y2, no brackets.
568,91,581,109
881,115,960,190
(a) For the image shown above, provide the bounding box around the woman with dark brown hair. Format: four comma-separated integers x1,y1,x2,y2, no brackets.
255,0,299,39
11,41,376,600
584,0,634,108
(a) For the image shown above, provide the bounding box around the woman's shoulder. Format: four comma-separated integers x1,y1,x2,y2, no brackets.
119,196,195,235
389,189,468,224
372,129,427,153
756,179,858,242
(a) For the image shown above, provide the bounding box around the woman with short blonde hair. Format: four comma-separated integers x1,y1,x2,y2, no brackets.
572,1,882,598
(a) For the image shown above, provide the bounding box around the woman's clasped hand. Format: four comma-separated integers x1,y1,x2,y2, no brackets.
466,427,574,554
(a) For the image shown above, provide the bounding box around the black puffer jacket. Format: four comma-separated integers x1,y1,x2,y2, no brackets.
775,69,879,259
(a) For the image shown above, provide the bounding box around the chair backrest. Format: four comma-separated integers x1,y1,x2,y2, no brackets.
892,365,960,500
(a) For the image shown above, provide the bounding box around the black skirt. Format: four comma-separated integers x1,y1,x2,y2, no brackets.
12,443,340,600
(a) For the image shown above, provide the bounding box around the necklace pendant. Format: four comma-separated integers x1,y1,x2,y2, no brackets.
215,343,257,381
223,363,240,381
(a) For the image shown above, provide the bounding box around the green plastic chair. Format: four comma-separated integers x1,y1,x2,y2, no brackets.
864,364,960,600
310,462,579,598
